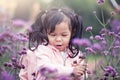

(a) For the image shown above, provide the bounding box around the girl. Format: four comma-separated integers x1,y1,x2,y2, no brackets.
19,7,88,80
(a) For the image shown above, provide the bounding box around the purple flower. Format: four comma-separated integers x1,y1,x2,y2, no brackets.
4,62,12,67
111,44,120,57
12,19,26,27
115,34,120,41
1,45,12,52
92,43,102,51
39,67,57,77
100,28,108,34
104,66,118,77
108,31,115,36
113,46,120,49
87,70,92,74
18,49,27,55
0,69,15,80
11,57,17,62
72,38,91,47
99,40,107,51
110,19,120,34
86,26,92,32
0,31,13,41
95,35,101,40
85,47,96,54
97,0,105,5
100,40,107,45
13,33,28,42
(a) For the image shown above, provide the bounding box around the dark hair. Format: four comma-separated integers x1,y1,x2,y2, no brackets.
29,7,83,58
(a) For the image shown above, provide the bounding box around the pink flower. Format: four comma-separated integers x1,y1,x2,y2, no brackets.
86,26,92,32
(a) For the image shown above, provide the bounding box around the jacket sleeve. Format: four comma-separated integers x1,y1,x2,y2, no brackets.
19,54,28,80
19,50,37,80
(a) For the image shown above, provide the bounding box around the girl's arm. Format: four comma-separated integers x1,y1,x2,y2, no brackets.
19,50,37,80
19,55,28,80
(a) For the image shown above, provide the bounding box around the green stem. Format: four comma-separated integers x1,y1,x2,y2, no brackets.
101,7,105,25
90,31,93,36
94,13,105,28
105,15,112,26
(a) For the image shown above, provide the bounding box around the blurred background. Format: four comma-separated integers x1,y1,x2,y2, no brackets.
0,0,120,37
0,1,120,79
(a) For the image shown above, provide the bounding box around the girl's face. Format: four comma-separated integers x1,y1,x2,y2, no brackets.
47,21,71,51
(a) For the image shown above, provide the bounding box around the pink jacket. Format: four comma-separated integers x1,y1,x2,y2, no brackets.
19,45,86,80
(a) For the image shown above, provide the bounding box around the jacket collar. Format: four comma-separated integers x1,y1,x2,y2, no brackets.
47,44,73,57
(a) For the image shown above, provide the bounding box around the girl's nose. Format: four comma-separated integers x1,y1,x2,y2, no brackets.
55,36,62,41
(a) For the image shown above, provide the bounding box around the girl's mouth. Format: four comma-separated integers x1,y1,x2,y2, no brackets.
55,45,63,50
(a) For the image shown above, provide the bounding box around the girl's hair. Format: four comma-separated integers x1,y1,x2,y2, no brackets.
29,7,83,58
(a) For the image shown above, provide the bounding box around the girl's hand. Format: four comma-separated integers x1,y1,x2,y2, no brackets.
72,54,87,77
73,63,87,77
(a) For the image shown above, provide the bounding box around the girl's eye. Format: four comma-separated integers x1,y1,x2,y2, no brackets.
62,34,68,37
50,33,56,36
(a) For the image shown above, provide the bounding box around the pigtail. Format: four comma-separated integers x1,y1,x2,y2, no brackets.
69,14,83,58
28,11,48,51
74,14,83,38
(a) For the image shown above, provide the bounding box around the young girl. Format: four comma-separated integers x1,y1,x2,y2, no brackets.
19,7,88,80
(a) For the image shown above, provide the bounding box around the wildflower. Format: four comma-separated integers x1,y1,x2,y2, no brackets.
85,47,96,54
108,31,115,36
92,43,102,51
86,26,93,32
17,64,25,69
89,36,93,40
39,67,57,77
95,35,101,40
18,49,27,55
110,19,120,34
100,28,108,34
4,62,12,68
72,38,91,47
12,19,26,27
113,46,120,49
87,70,92,74
100,40,107,45
110,11,116,16
104,66,118,78
97,0,105,5
0,69,15,80
11,57,17,62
